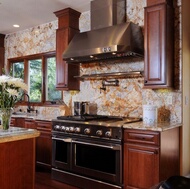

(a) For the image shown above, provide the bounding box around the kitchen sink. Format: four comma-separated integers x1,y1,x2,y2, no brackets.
12,112,37,116
12,112,27,115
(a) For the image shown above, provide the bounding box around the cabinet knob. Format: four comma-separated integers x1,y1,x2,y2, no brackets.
144,80,148,83
154,150,158,154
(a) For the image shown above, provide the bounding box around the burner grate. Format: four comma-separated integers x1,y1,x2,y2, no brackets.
57,115,109,121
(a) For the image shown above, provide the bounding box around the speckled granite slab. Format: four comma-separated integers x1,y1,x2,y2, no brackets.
0,126,40,143
123,122,182,132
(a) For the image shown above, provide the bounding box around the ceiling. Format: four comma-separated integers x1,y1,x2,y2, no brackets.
0,0,91,35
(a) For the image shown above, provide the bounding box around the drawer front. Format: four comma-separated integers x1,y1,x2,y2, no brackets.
36,121,52,132
124,129,160,146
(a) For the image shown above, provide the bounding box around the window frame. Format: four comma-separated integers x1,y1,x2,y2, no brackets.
8,51,62,106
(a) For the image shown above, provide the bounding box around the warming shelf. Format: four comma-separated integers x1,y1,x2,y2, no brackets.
74,71,144,80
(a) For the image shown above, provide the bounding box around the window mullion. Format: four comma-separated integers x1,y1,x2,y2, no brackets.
42,56,46,103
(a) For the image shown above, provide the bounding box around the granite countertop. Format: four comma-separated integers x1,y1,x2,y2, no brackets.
12,114,182,132
12,113,56,121
0,126,40,143
123,121,182,131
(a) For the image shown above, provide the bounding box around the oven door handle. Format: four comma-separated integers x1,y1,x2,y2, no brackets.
72,140,121,150
52,137,72,143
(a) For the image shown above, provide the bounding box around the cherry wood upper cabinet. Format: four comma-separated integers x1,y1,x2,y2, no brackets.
144,1,174,88
0,34,5,75
54,8,81,90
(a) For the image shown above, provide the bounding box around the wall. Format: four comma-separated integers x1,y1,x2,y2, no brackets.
4,0,182,123
181,0,190,176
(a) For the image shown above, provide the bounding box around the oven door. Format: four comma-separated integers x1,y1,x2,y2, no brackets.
71,138,122,185
52,135,72,171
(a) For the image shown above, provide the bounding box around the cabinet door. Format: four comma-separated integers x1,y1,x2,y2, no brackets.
10,118,16,127
144,4,173,88
0,47,4,75
56,28,80,90
11,118,25,127
54,9,80,91
124,143,159,189
36,121,52,170
25,119,36,129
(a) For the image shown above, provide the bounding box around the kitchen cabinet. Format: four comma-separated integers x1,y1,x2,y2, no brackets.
123,128,180,189
10,117,25,127
10,117,16,127
144,0,174,88
0,130,39,189
35,120,52,170
25,118,36,129
0,34,5,75
54,8,81,90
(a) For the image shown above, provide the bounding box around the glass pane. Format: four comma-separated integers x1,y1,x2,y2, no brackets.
12,62,24,79
46,57,61,101
29,59,42,102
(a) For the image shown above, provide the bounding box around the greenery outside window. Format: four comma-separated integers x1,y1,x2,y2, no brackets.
28,59,42,102
12,61,24,79
8,52,62,105
46,57,62,101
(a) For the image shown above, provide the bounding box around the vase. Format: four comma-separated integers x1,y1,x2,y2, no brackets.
0,108,12,130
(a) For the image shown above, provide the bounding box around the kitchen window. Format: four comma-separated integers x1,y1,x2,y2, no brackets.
8,52,62,105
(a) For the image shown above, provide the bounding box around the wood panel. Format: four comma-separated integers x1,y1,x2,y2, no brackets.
123,128,180,189
144,3,174,88
36,121,52,170
124,143,159,189
0,138,36,189
54,8,80,90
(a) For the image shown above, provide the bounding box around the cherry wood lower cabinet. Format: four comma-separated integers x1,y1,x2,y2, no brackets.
35,120,52,170
0,138,36,189
123,128,180,189
10,117,25,127
25,118,36,129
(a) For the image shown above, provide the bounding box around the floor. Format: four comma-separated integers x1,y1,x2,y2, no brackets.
35,170,79,189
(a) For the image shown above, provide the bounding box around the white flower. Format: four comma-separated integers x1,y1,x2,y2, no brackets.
0,75,28,108
7,77,28,91
6,88,19,96
0,75,9,84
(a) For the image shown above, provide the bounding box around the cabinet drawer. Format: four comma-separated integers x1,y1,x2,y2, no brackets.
124,129,160,146
36,121,52,132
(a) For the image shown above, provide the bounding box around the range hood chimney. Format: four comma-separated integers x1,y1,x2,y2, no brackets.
63,0,144,64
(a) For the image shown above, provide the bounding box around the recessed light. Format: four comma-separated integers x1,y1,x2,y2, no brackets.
13,24,20,28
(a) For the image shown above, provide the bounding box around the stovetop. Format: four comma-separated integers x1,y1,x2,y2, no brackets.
52,115,142,140
57,114,124,121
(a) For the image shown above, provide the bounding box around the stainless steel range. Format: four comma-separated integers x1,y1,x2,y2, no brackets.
51,115,141,189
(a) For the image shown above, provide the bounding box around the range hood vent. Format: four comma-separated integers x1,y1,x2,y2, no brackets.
62,0,144,64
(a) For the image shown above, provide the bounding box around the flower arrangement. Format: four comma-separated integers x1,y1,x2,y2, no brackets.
0,75,28,109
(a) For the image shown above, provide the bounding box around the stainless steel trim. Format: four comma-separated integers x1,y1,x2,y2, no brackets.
62,22,144,63
72,140,121,150
74,71,144,80
52,137,72,143
52,168,122,189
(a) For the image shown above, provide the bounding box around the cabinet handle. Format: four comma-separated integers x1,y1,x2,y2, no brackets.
144,80,148,83
154,150,158,154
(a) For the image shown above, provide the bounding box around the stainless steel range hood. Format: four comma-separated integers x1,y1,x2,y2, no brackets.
63,0,144,64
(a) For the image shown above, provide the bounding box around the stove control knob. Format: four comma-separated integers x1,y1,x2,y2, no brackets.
65,127,70,132
54,125,60,130
75,127,81,133
105,131,111,138
84,128,90,135
61,126,66,131
96,130,103,137
69,127,74,132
